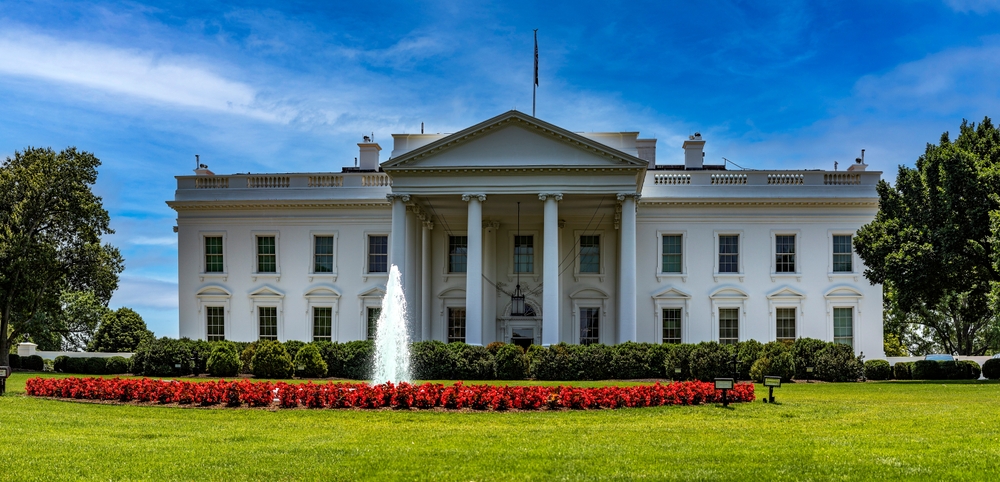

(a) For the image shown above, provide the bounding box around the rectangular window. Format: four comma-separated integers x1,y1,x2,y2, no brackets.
514,235,534,273
447,308,466,343
314,236,334,273
580,308,600,345
448,235,468,273
258,306,278,340
662,308,682,344
776,308,796,341
718,235,739,273
834,307,854,347
257,236,276,273
205,236,224,273
366,307,381,341
662,235,682,273
579,235,600,273
833,235,853,272
313,307,332,342
719,308,739,345
368,235,388,273
206,306,225,342
775,235,796,273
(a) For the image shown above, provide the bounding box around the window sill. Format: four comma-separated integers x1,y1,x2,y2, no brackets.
713,273,744,283
362,272,388,282
770,273,801,283
252,273,281,282
827,272,860,282
573,273,605,283
199,273,228,282
308,273,338,282
443,273,467,282
656,273,687,283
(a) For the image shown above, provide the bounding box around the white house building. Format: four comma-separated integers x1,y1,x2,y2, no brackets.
168,110,884,356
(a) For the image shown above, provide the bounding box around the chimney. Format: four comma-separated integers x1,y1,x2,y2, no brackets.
847,149,867,172
193,154,214,176
683,133,705,169
636,139,656,165
358,141,382,171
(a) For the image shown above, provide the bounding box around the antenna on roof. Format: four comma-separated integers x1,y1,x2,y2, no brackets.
195,154,199,169
421,122,424,134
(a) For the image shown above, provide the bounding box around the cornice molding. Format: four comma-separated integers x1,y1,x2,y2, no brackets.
638,200,878,207
166,201,390,211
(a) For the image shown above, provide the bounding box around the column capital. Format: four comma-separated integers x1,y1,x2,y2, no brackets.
483,220,501,230
616,192,641,202
538,193,563,202
387,193,411,202
462,193,487,202
423,221,434,230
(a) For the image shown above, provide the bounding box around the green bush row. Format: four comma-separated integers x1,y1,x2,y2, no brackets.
891,360,982,380
52,356,130,375
5,354,44,371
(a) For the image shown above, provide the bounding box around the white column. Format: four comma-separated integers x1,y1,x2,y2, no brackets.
387,194,409,273
463,194,486,346
618,193,639,343
541,193,562,346
483,220,499,344
421,220,433,342
405,206,418,340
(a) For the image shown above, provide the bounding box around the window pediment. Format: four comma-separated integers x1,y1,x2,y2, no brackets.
710,287,749,299
767,287,806,300
249,286,284,299
196,286,231,298
825,287,863,299
358,286,386,299
570,288,609,300
438,288,466,299
651,286,691,300
304,287,341,299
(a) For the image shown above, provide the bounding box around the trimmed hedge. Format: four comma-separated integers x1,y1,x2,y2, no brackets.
323,340,374,380
982,358,1000,380
106,356,130,374
893,361,912,380
792,338,828,379
664,344,694,381
493,343,527,380
956,360,981,380
8,354,20,369
689,342,735,381
911,360,942,380
293,343,328,378
207,342,242,377
20,355,44,371
251,340,293,379
864,359,892,381
815,343,862,382
131,337,194,377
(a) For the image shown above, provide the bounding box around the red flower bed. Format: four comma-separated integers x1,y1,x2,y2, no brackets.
25,377,754,410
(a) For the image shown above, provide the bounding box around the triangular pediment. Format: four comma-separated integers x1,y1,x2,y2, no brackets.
383,111,647,171
767,287,806,299
651,287,692,300
249,286,284,298
358,286,386,298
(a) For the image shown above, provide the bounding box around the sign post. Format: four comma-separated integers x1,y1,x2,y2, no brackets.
714,378,734,407
0,366,10,396
763,376,782,403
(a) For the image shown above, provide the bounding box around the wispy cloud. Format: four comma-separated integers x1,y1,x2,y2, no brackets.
943,0,1000,14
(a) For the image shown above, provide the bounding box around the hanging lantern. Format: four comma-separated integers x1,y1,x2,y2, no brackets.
511,284,526,316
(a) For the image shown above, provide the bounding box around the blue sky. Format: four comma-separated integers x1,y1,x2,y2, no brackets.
2,0,999,337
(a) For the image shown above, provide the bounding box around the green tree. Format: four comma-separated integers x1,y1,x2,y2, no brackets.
855,118,1000,355
89,307,153,352
0,147,124,365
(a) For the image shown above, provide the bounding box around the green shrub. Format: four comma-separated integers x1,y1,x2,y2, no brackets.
983,358,1000,380
131,337,193,377
21,355,44,371
206,342,242,377
864,359,892,381
485,341,506,354
689,342,735,381
664,344,694,381
106,356,130,374
410,340,453,380
956,360,981,380
893,361,912,380
911,360,940,380
493,343,527,380
610,342,667,379
937,360,961,380
8,354,20,369
64,357,87,374
735,340,763,380
239,342,258,374
251,340,293,379
749,351,795,383
792,338,829,379
324,340,373,380
528,343,600,381
185,339,212,376
446,343,494,380
815,344,862,382
85,357,108,375
53,356,69,373
294,343,328,378
284,340,306,361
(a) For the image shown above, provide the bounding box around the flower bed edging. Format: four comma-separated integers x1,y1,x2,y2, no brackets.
25,377,755,410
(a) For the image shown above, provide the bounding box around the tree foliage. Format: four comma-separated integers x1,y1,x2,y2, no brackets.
89,307,153,353
856,118,1000,355
0,147,124,364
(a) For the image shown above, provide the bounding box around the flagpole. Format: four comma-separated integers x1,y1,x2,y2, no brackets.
533,29,538,117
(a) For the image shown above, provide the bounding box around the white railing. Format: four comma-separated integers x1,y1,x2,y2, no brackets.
767,173,804,185
644,170,877,188
711,173,747,185
247,176,290,188
308,175,343,187
196,177,229,189
362,174,392,187
180,172,391,190
824,173,861,185
654,174,691,185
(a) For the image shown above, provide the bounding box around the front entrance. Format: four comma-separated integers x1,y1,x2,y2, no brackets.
511,327,534,349
499,317,542,348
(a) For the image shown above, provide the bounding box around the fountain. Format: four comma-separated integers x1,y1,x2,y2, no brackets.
370,265,412,385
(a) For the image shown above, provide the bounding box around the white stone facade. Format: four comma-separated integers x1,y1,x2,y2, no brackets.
169,111,884,356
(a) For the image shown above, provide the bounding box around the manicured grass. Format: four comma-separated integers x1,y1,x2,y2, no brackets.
3,373,999,481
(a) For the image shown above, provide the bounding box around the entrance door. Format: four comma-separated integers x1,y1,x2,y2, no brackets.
511,327,534,349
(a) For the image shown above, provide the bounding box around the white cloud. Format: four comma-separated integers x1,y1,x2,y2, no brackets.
944,0,1000,14
0,28,285,122
110,276,178,310
129,236,177,246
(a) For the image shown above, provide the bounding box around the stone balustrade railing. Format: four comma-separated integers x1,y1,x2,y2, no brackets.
177,172,392,190
650,170,877,187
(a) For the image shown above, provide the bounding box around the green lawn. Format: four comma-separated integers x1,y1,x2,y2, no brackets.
2,373,999,481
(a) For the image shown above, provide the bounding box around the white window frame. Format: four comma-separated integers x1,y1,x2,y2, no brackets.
570,288,609,345
304,287,340,342
363,232,389,282
770,229,802,282
438,288,467,343
656,230,687,282
713,230,744,282
199,231,228,282
766,287,805,342
507,230,540,282
824,287,863,353
196,286,231,341
442,231,469,281
651,287,690,344
309,231,339,282
574,230,606,282
251,231,280,282
827,230,860,282
249,286,285,341
358,286,386,340
710,287,748,345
